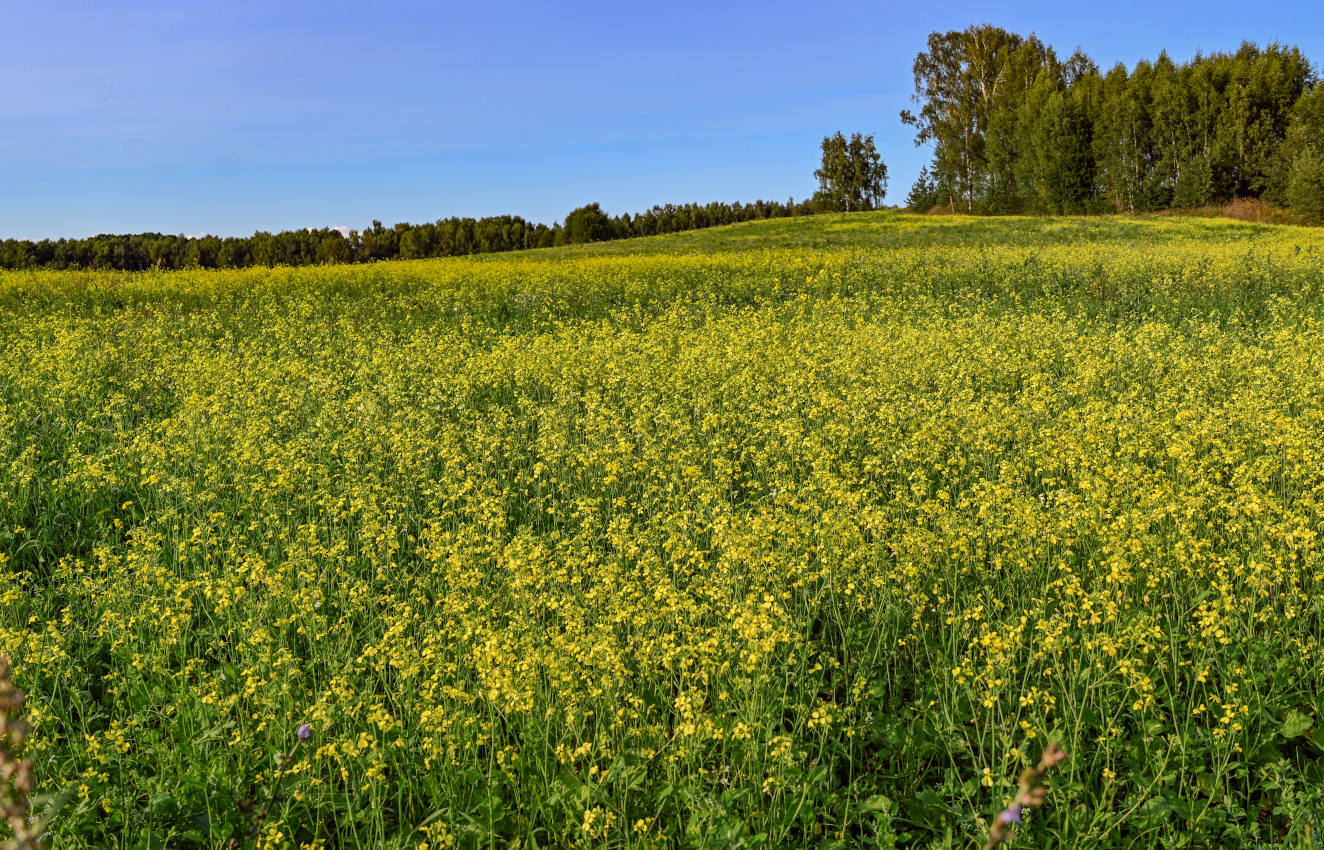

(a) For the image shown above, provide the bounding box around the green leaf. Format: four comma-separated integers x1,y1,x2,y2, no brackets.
148,791,176,818
859,794,892,814
1282,709,1314,739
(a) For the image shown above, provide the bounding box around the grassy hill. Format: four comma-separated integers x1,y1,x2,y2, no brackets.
4,213,1324,848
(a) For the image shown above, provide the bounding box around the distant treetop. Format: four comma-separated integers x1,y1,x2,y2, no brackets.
900,26,1320,217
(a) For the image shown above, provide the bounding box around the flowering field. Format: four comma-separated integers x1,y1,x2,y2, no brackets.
4,213,1324,848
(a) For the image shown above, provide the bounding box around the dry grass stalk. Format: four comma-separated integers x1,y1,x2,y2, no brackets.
982,741,1067,850
0,657,42,850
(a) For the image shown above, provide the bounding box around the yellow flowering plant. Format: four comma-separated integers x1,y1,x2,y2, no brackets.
3,212,1324,847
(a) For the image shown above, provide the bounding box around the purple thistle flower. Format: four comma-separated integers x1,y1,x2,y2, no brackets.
297,723,312,740
997,805,1024,825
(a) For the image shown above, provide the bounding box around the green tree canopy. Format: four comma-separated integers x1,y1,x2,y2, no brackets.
813,132,888,212
903,28,1317,216
563,203,614,244
901,25,1057,210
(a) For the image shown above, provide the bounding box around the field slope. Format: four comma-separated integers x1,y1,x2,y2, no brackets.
4,213,1324,848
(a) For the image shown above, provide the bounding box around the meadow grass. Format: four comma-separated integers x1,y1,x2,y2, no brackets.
4,212,1324,847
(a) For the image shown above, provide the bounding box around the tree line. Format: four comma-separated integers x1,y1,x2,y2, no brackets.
902,26,1324,216
0,197,829,271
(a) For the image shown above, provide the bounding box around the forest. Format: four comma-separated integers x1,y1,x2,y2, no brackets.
0,199,818,271
902,27,1324,215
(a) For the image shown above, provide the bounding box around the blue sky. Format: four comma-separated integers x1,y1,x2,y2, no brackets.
2,1,1320,239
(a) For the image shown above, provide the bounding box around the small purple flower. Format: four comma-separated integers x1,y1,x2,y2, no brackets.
997,806,1024,826
297,723,312,740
